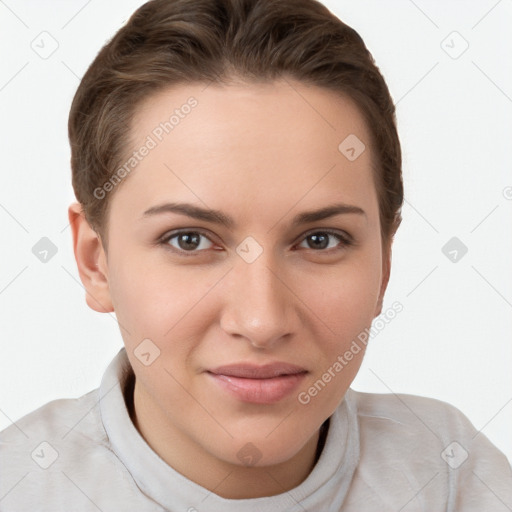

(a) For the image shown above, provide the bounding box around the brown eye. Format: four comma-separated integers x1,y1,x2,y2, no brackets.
162,231,214,253
298,231,352,252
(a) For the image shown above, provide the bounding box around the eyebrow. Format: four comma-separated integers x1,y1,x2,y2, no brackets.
141,202,366,229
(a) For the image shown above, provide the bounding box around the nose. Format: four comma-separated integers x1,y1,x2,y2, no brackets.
220,253,296,349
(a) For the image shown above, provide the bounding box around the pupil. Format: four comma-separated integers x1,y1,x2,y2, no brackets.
179,233,200,250
309,233,328,250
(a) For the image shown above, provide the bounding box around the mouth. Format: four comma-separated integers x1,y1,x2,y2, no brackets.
206,362,308,404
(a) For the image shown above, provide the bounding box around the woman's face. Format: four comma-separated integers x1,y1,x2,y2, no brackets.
102,79,390,468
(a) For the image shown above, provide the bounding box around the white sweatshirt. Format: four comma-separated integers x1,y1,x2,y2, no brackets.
1,347,511,511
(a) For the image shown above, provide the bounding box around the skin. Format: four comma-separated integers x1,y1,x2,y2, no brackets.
69,78,392,499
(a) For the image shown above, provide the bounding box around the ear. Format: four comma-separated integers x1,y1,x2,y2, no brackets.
68,202,114,313
374,239,392,317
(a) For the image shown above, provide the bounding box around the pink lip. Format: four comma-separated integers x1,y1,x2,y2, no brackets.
207,363,307,404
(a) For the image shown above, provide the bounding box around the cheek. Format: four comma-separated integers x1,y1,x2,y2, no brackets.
108,255,217,350
294,254,381,414
298,251,382,343
107,254,172,338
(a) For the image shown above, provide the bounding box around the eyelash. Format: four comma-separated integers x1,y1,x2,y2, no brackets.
158,229,354,257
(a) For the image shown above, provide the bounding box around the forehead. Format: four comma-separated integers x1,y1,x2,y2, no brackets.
112,79,378,227
131,79,371,160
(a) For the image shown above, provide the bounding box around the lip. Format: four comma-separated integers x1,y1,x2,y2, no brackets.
206,363,307,404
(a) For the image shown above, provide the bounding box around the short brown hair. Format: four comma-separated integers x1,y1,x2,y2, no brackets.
69,0,403,248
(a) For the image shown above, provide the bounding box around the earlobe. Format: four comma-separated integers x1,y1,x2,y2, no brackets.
68,202,114,313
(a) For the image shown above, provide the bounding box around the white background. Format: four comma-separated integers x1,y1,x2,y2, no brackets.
0,0,511,465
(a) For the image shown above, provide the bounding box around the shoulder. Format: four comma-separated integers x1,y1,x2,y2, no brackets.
0,389,137,510
348,388,477,441
346,387,504,465
0,377,159,511
0,388,112,480
0,388,106,447
343,388,512,510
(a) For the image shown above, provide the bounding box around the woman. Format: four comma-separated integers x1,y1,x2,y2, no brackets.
1,0,511,510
